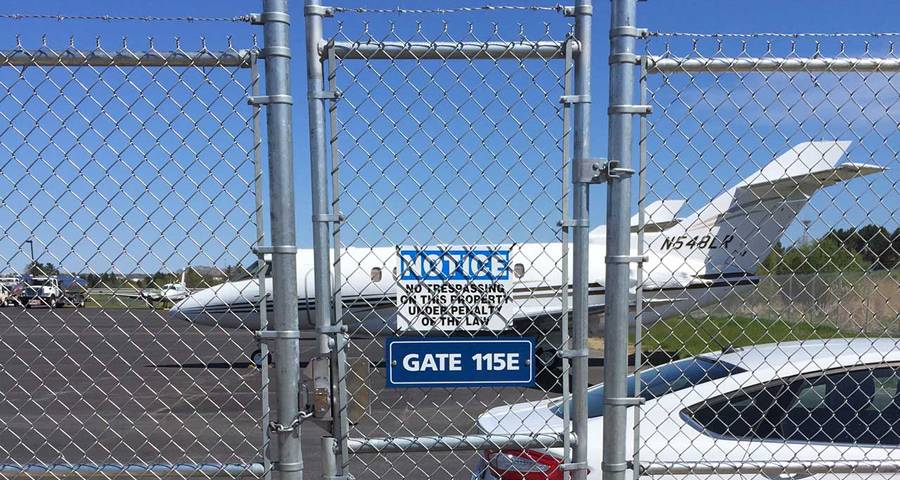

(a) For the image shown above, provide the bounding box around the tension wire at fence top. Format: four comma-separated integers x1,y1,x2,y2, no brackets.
0,13,253,23
650,31,900,38
331,5,567,14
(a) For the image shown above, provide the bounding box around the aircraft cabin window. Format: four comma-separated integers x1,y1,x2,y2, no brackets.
370,267,382,282
513,263,525,278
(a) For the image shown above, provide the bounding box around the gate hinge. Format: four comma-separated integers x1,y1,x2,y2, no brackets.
269,409,313,433
247,94,294,105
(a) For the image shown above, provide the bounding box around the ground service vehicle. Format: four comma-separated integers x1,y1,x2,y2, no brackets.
21,275,87,308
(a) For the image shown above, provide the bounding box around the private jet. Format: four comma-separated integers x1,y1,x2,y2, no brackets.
117,270,190,305
170,141,883,376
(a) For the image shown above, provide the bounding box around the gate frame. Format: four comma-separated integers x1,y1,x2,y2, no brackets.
300,1,595,479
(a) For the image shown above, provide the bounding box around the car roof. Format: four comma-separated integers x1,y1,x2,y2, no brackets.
711,338,900,376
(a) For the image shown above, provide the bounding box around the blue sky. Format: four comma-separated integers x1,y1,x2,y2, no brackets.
0,1,898,274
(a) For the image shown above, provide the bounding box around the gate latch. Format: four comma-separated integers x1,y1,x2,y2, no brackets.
575,157,635,184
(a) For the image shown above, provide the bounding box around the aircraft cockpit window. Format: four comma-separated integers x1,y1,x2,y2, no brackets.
513,263,525,278
370,267,383,282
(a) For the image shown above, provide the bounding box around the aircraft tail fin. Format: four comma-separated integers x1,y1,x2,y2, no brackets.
649,140,884,276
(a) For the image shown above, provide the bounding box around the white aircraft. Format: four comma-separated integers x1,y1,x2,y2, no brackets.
117,270,190,304
170,141,882,370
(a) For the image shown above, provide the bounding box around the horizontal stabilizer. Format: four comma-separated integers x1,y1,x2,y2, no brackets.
740,162,885,200
630,199,686,233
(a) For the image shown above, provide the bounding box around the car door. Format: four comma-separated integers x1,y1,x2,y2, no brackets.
682,364,900,480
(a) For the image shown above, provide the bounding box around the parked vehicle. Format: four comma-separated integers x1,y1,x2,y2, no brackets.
21,275,87,308
471,338,900,480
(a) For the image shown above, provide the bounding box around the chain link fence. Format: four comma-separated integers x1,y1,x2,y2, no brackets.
633,33,900,477
0,32,269,476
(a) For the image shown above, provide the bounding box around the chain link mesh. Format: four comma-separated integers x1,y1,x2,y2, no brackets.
0,37,267,476
633,34,900,477
322,15,578,480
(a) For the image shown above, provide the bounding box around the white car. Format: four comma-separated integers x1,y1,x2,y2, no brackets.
472,338,900,480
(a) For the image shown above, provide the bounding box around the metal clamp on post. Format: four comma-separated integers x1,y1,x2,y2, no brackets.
247,94,294,105
605,255,647,264
609,26,649,39
605,397,646,407
256,330,303,342
561,348,589,359
303,5,335,17
312,212,344,223
602,462,629,473
248,11,292,25
609,53,641,65
560,94,591,105
574,156,605,184
253,245,298,255
561,462,590,472
558,218,590,229
317,323,348,335
608,104,652,115
262,46,292,59
310,90,341,100
561,4,592,17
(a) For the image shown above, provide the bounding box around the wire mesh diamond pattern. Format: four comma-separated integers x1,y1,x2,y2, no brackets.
0,37,266,475
324,15,577,479
633,34,900,477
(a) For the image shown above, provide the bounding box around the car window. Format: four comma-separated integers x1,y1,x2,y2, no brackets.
686,365,900,446
552,356,744,418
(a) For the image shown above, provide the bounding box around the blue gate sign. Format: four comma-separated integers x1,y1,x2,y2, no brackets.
385,337,535,388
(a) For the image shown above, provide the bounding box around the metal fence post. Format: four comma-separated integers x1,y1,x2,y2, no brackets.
605,2,639,480
260,0,303,478
571,1,593,480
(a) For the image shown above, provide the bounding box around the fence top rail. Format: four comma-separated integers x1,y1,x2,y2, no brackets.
322,40,572,60
0,48,256,68
646,55,900,74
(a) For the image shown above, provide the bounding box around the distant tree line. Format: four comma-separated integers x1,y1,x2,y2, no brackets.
760,224,900,274
19,263,253,288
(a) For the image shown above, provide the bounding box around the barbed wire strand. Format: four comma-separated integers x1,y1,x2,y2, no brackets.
332,5,567,14
0,13,252,23
651,31,900,38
